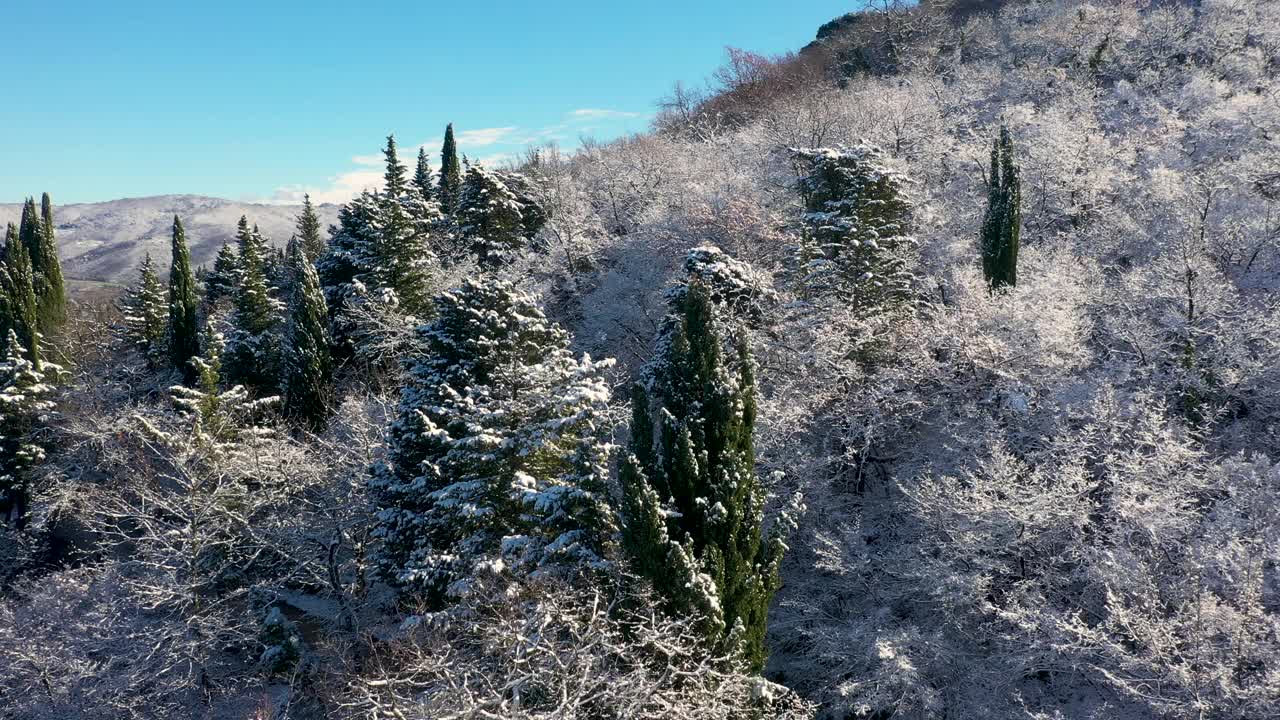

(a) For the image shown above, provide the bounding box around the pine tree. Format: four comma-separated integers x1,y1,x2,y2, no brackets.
457,164,529,267
34,193,67,330
378,137,436,314
371,279,617,604
981,123,1022,291
171,318,279,449
620,281,789,671
439,123,462,214
414,146,435,203
120,253,168,366
204,242,242,308
1,225,41,368
225,216,283,393
383,134,409,200
281,236,333,429
792,144,916,310
317,190,381,343
0,330,57,527
295,193,325,261
168,215,201,384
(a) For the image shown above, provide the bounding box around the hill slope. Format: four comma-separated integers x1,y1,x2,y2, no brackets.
0,195,339,284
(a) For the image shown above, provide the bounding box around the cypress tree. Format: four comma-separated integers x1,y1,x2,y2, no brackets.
439,123,462,214
0,329,56,527
168,216,201,384
296,193,325,261
225,216,282,393
414,146,435,203
1,225,41,369
281,236,333,430
981,123,1021,291
620,281,788,671
34,193,67,329
120,253,168,367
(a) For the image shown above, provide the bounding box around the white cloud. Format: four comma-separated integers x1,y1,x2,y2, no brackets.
269,168,382,205
456,126,519,147
568,108,644,120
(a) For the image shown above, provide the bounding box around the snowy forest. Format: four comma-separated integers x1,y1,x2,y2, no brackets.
3,1,1280,718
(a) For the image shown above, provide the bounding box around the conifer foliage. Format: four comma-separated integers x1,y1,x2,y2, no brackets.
204,242,242,308
371,279,618,603
0,224,41,367
792,144,915,309
25,194,67,331
0,330,56,527
167,216,201,383
457,165,542,268
438,123,462,214
295,193,326,261
980,123,1022,290
120,253,168,366
281,236,333,429
413,147,435,203
225,216,283,393
620,280,789,671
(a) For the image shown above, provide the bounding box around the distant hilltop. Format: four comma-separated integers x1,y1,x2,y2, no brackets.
0,194,340,284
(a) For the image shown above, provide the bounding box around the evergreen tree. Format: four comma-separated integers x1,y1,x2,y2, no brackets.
620,281,789,671
383,134,409,199
205,242,242,308
457,164,530,268
371,279,617,604
168,215,201,384
120,253,168,366
413,146,435,203
317,190,381,343
280,237,333,429
438,123,462,214
378,137,436,314
295,193,326,261
225,216,283,393
171,319,279,449
792,144,916,310
981,123,1022,291
33,193,66,330
0,330,57,527
1,225,41,368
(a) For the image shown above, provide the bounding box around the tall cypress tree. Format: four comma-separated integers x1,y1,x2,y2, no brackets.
296,193,325,261
34,192,66,329
281,236,333,429
620,281,788,671
168,216,201,383
439,123,462,214
1,225,40,369
225,216,282,393
414,146,435,203
981,123,1021,291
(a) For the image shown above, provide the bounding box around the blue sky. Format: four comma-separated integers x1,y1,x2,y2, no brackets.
1,1,858,205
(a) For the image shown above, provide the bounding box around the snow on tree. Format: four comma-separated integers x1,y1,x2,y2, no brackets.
621,280,796,671
791,143,916,309
295,192,326,261
413,146,435,204
370,278,618,604
0,223,41,368
224,216,284,394
167,215,201,384
438,122,462,214
0,330,57,527
682,245,778,318
280,236,333,430
980,122,1021,290
171,318,279,450
457,164,545,268
203,241,241,309
119,253,168,367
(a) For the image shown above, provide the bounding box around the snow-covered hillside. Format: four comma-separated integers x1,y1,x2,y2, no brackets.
0,195,338,283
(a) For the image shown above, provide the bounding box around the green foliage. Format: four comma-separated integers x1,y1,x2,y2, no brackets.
621,281,789,671
296,193,326,261
414,146,435,203
371,279,617,604
792,144,916,310
32,194,67,331
981,123,1021,291
0,329,57,527
120,253,168,367
457,165,532,268
281,236,333,430
439,123,462,214
204,242,241,308
0,224,40,368
168,216,202,384
225,216,283,393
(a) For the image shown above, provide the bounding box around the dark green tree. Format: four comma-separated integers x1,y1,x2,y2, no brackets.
457,164,529,268
439,123,462,213
205,242,241,308
413,146,435,203
378,136,436,314
981,123,1021,291
168,216,201,384
620,281,789,671
120,253,168,367
296,193,326,261
1,225,40,368
34,193,66,329
225,216,282,393
281,236,333,429
0,329,56,527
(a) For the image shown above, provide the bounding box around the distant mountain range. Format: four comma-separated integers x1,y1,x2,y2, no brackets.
0,194,341,285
